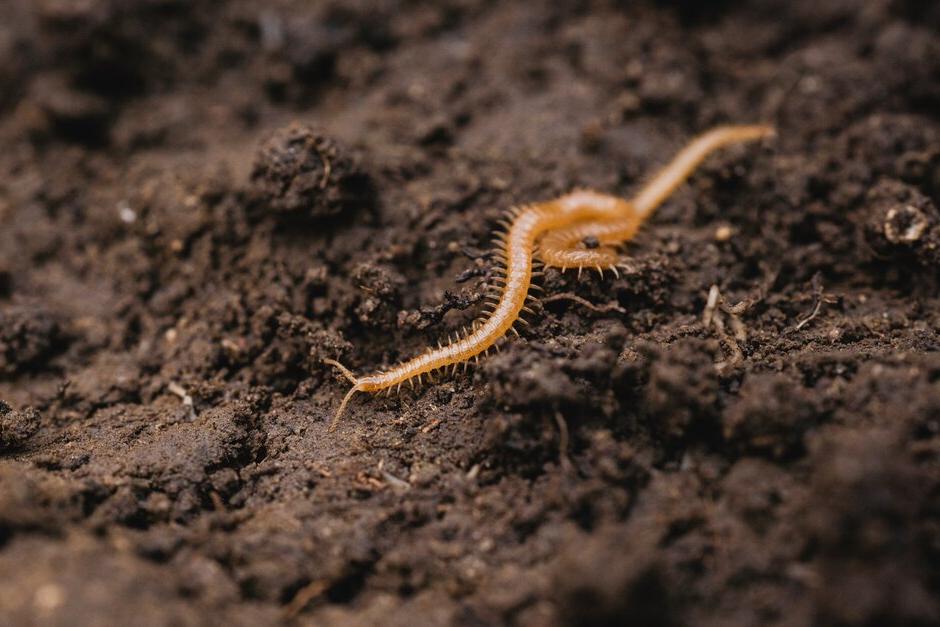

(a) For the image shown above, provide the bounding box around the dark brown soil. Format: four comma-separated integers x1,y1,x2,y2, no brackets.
1,1,939,625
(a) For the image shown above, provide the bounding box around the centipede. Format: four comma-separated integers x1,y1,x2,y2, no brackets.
325,125,774,430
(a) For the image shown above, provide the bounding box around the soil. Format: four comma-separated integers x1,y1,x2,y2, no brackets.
1,1,939,625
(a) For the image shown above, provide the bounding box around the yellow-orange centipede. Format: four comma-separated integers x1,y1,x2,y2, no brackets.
325,125,774,429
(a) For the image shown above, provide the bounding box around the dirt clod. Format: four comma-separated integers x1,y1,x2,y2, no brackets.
0,306,63,375
250,123,372,219
643,339,719,442
553,527,675,627
0,401,40,450
722,372,818,459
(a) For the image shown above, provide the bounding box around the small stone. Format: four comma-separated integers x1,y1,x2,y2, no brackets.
0,306,63,375
714,224,734,241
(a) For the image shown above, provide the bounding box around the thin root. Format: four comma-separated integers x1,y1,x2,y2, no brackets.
542,292,627,314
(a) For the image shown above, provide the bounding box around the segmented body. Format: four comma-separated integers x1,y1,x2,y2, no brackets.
326,125,774,429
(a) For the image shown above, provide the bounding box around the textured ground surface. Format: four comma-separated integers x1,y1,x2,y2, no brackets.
1,1,939,625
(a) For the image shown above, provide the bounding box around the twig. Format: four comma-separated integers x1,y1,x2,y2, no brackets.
702,285,745,366
554,410,573,472
542,292,627,314
283,579,329,619
794,272,825,331
167,381,196,419
318,153,332,189
420,418,442,433
381,470,411,490
703,285,720,328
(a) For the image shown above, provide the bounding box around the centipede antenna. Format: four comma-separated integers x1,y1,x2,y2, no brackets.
323,358,358,385
329,384,363,432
